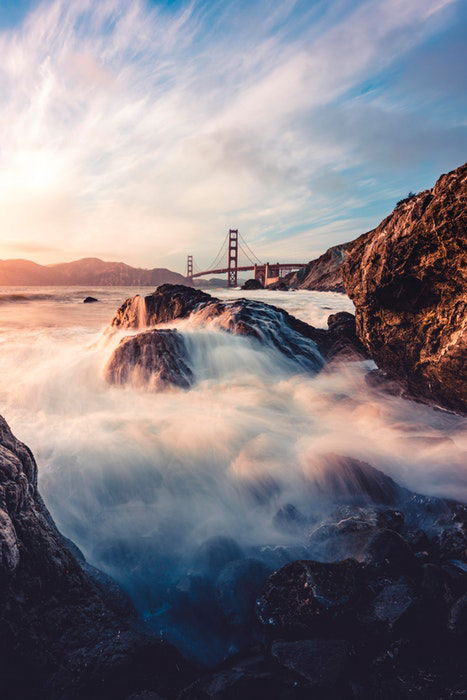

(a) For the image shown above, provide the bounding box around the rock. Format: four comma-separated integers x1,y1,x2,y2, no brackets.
273,504,308,533
110,284,328,373
105,329,193,390
308,518,376,562
325,312,368,363
216,558,269,626
83,296,99,303
448,593,467,636
284,242,350,292
303,453,405,506
271,639,351,688
191,536,243,578
256,559,360,631
363,529,417,574
343,163,467,415
266,280,289,291
360,579,418,634
0,415,190,699
241,278,263,290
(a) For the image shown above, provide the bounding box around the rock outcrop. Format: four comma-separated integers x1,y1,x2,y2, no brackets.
343,163,467,415
241,278,263,290
105,329,193,390
0,416,190,700
285,242,351,292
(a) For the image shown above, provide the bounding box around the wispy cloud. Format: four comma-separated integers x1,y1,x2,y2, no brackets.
0,0,464,270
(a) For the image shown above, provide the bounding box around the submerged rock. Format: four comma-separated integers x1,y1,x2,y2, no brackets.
83,296,99,303
343,162,467,415
105,328,193,391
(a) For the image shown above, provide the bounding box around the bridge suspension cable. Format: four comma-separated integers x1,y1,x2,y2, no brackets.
204,231,229,272
238,232,262,264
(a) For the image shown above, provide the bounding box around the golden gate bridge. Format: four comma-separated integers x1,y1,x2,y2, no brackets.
187,229,307,287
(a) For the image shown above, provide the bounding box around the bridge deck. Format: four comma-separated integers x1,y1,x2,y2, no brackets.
192,263,307,278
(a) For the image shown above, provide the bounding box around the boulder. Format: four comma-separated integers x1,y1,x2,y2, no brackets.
363,529,417,574
256,559,360,631
83,296,99,303
191,536,243,578
343,163,467,415
215,558,269,626
241,278,263,290
271,639,351,688
105,329,193,391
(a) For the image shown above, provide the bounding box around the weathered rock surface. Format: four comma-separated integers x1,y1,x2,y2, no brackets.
285,242,351,292
343,163,467,415
0,416,190,700
105,329,193,390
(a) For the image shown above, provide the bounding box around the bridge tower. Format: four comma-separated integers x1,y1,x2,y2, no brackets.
227,229,238,287
186,254,193,282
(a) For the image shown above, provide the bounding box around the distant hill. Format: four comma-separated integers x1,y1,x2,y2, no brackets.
0,257,188,286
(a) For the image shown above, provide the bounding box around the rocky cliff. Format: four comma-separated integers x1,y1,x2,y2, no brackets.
0,257,188,286
285,242,352,292
0,415,190,699
343,163,467,415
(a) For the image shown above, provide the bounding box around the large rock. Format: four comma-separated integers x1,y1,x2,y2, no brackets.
285,242,351,292
0,416,190,699
343,163,467,415
110,285,328,373
105,329,193,390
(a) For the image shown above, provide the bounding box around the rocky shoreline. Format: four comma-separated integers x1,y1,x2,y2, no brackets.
1,164,466,698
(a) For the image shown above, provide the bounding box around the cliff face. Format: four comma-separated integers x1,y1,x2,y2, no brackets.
0,415,189,699
343,163,467,415
0,257,188,286
285,242,352,292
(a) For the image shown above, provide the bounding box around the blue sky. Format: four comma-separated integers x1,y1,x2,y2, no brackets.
0,0,465,271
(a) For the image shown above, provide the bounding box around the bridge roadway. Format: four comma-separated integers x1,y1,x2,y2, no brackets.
191,262,307,279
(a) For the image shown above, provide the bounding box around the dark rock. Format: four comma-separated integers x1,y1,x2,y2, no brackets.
308,518,375,562
256,559,360,631
448,593,467,636
241,278,263,290
266,280,289,291
216,558,269,626
363,529,417,574
271,638,351,688
303,453,405,506
273,504,308,533
105,329,193,390
191,536,243,578
110,285,328,373
360,579,418,634
0,415,191,700
83,296,99,303
325,312,368,363
343,163,467,415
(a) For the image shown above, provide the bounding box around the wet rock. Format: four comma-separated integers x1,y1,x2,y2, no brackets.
83,296,99,303
363,529,417,574
308,518,375,562
448,593,467,637
271,638,351,688
273,504,308,533
266,280,289,291
343,163,467,415
109,284,328,373
191,536,243,578
360,579,418,634
241,278,263,290
105,329,193,391
303,454,405,506
325,312,368,363
256,559,360,631
216,558,269,626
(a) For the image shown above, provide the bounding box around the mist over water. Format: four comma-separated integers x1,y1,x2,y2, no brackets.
0,284,466,661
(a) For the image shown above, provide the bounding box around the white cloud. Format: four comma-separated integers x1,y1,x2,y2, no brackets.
0,0,461,271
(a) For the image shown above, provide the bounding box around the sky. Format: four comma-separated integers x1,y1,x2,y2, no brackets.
0,0,466,274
